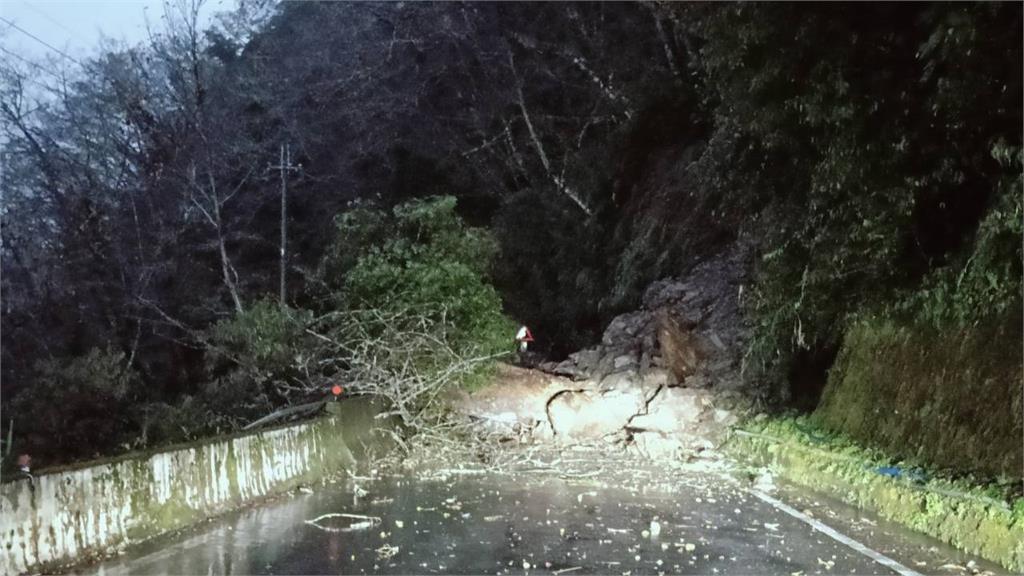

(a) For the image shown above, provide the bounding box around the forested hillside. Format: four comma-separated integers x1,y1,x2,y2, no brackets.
2,1,1020,467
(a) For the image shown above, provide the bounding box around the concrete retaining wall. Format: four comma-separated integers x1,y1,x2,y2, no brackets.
0,399,393,575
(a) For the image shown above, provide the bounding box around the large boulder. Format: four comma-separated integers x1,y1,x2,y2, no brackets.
541,247,752,392
459,246,753,453
641,278,694,310
640,366,671,389
546,387,645,440
656,309,705,384
628,432,689,459
627,387,711,434
626,387,736,458
640,248,752,391
601,311,654,347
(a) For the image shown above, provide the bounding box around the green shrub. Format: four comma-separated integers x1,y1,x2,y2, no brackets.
12,347,140,462
327,196,513,360
898,159,1023,327
208,299,314,370
190,197,512,434
205,299,315,414
135,398,218,445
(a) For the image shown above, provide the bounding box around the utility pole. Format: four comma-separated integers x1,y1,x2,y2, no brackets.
269,144,301,309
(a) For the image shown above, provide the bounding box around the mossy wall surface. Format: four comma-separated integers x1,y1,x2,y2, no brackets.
0,399,393,575
727,429,1024,572
815,316,1023,479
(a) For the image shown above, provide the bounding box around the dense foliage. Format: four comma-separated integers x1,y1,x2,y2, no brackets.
680,3,1022,400
5,189,510,462
324,197,512,354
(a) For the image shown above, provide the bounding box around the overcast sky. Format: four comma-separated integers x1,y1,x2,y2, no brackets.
1,0,224,67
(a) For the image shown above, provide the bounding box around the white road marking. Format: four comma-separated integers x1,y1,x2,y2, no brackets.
750,490,924,576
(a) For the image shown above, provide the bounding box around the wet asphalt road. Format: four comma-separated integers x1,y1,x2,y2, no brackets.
84,455,1002,576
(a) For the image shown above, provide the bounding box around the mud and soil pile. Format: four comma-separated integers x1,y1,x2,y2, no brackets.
457,249,754,458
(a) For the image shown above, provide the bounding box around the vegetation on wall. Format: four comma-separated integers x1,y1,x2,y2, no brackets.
815,316,1023,480
730,416,1024,571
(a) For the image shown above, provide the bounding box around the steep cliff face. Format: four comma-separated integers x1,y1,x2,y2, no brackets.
486,109,744,358
600,100,754,314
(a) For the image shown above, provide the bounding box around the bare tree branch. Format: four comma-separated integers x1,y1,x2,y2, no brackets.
508,48,593,217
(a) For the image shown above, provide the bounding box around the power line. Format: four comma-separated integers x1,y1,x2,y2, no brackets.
0,66,56,95
0,45,65,81
0,16,83,66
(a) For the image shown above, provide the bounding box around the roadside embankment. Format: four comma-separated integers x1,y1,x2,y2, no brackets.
815,316,1022,480
0,398,394,575
725,417,1024,572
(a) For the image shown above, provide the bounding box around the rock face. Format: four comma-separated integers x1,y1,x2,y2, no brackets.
459,248,752,458
542,247,751,390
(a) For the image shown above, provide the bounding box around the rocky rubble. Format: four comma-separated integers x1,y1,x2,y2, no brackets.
541,246,751,391
458,248,753,459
